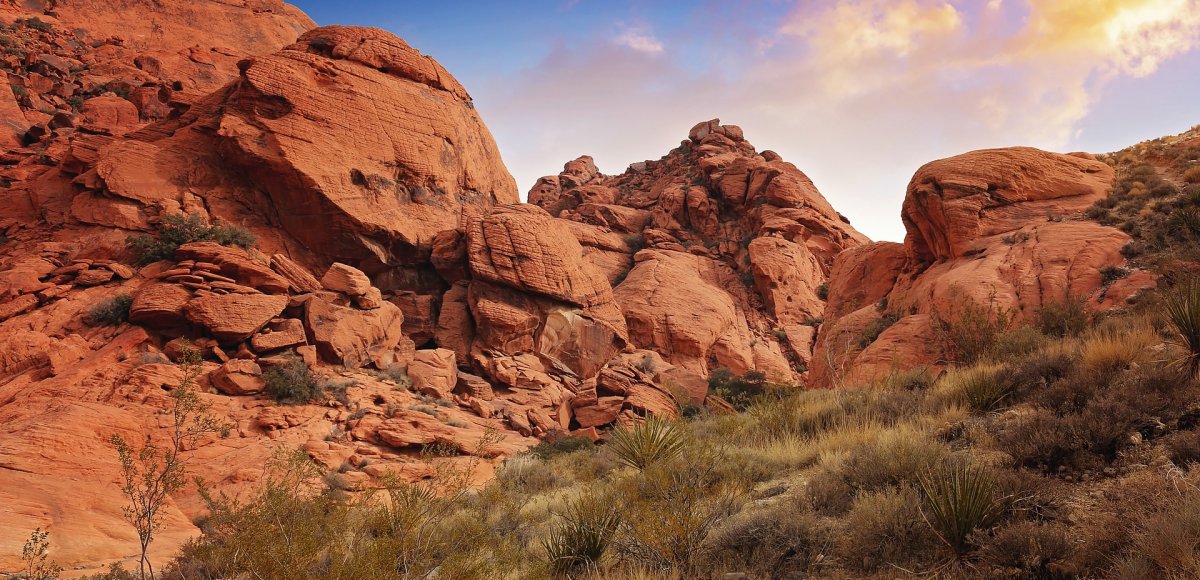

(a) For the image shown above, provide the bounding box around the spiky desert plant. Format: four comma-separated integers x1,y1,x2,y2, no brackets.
951,364,1012,412
918,460,1005,556
1164,278,1200,377
542,494,621,577
609,418,686,470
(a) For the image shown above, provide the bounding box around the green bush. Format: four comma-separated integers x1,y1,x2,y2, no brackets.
918,460,1005,556
126,213,256,264
708,368,773,411
609,418,685,470
88,294,133,326
263,357,323,404
531,432,593,461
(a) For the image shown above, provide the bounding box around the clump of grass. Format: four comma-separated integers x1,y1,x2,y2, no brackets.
542,494,620,577
945,364,1013,412
88,294,133,326
1182,165,1200,184
263,357,323,405
918,460,1005,556
609,418,685,470
126,213,255,264
1079,322,1158,375
1163,278,1200,376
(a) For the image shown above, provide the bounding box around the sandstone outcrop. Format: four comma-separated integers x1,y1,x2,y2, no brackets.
811,148,1153,387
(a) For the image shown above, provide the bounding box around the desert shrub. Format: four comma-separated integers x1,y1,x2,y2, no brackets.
1037,295,1091,337
808,426,948,514
1101,266,1130,285
609,418,685,470
1118,490,1200,578
1079,322,1158,375
859,310,902,348
621,233,644,252
931,291,1014,364
21,528,61,580
20,17,52,32
88,294,133,326
700,499,827,578
263,357,323,404
126,213,255,264
1164,429,1200,466
531,431,593,461
919,459,1005,556
977,520,1073,578
816,283,829,300
1183,165,1200,184
633,353,657,373
707,368,774,410
614,450,745,574
542,494,621,577
992,325,1052,359
1164,278,1200,376
495,455,564,495
945,364,1014,412
79,562,136,580
838,485,942,573
996,409,1076,470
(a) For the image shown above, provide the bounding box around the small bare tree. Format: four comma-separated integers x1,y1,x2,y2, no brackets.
21,527,61,580
110,347,226,579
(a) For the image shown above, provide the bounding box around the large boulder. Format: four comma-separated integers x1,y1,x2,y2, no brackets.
216,26,519,267
304,295,405,368
902,147,1113,263
184,293,288,343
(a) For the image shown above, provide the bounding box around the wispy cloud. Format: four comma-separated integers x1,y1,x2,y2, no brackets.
612,23,665,54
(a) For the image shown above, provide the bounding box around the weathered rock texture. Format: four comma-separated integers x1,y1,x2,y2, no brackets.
811,148,1153,387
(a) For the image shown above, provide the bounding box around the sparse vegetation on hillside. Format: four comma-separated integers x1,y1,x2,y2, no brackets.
126,213,255,264
156,279,1200,578
262,357,324,405
88,294,133,326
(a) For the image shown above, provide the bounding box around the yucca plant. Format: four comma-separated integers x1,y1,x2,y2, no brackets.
1164,278,1200,377
953,365,1012,412
918,460,1005,556
542,495,621,578
609,418,686,470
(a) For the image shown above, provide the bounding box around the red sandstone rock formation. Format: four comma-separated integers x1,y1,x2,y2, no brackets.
811,148,1154,388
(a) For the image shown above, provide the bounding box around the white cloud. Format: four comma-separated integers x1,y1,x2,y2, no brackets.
613,24,664,54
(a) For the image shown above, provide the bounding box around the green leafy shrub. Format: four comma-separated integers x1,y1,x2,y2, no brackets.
609,418,685,470
263,357,323,404
542,494,620,577
88,294,133,326
918,460,1005,556
707,368,774,410
531,432,593,461
126,213,255,264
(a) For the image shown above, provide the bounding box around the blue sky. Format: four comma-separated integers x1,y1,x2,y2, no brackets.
292,0,1200,242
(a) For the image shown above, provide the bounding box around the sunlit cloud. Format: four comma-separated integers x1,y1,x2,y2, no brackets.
613,24,664,54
